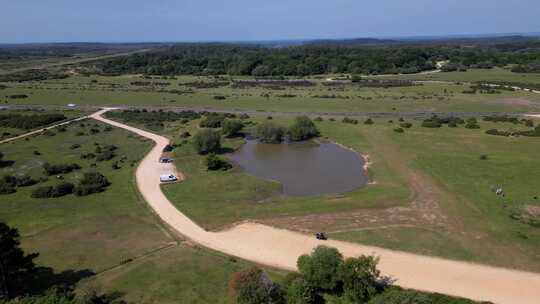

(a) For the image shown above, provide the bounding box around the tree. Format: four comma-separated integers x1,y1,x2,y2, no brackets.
288,116,319,141
222,120,244,137
192,129,222,154
286,277,322,304
297,246,343,292
254,122,286,143
0,222,39,299
338,255,382,303
229,267,285,304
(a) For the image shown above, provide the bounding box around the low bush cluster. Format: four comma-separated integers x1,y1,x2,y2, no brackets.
31,182,74,198
205,154,232,171
42,163,81,175
74,172,111,196
0,174,37,195
342,117,359,124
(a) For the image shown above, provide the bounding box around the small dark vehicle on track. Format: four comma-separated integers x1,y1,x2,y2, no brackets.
315,232,327,240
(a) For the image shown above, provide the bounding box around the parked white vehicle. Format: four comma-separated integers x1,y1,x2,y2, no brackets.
160,174,178,182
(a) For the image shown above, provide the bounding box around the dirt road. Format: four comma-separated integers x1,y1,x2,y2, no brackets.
90,109,540,304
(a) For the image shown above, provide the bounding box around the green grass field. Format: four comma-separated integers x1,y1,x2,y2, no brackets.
2,73,540,114
373,67,540,86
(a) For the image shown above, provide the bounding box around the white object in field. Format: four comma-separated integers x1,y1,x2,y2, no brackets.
160,174,177,182
67,103,77,107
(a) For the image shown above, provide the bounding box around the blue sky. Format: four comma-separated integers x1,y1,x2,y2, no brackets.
1,0,539,43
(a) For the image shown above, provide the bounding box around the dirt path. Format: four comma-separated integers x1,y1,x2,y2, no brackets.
0,115,90,144
90,109,540,304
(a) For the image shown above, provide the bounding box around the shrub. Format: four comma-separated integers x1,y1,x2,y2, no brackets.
286,277,321,304
480,154,488,160
342,117,359,124
394,128,404,133
421,120,441,128
364,118,374,125
205,154,232,171
399,122,412,128
14,175,37,187
31,182,74,198
192,129,222,154
42,163,81,175
74,172,111,196
288,116,319,141
254,122,286,143
314,117,323,122
69,144,81,150
0,180,16,195
179,131,191,138
464,117,480,129
239,113,250,120
222,120,244,137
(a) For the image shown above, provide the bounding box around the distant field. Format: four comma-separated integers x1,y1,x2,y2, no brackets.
374,67,540,86
1,74,540,114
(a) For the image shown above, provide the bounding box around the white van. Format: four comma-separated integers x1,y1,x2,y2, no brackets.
160,174,178,182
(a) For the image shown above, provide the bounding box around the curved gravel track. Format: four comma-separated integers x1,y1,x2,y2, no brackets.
90,109,540,304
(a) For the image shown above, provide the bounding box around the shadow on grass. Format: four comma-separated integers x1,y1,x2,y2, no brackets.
27,267,95,296
0,160,15,168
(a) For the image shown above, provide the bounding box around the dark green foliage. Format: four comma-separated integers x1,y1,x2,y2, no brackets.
314,117,323,122
239,113,250,120
367,287,476,304
0,182,16,195
222,120,244,137
342,117,358,124
394,127,404,133
13,175,37,187
42,163,81,176
480,154,488,160
96,150,115,162
205,154,232,171
69,144,81,150
421,120,442,128
179,131,191,138
192,129,222,154
288,116,319,141
339,256,383,303
254,122,286,143
200,114,226,128
74,172,110,196
0,114,66,130
31,182,74,198
228,267,285,304
464,118,480,129
297,246,343,292
0,222,39,299
364,118,374,125
0,69,68,82
400,122,412,128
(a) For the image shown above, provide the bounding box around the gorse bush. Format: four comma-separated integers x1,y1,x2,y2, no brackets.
205,154,232,171
31,182,75,198
288,116,319,141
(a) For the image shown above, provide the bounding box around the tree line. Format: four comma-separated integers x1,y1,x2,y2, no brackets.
98,41,540,76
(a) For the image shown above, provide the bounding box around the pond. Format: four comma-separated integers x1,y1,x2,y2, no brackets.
229,140,369,197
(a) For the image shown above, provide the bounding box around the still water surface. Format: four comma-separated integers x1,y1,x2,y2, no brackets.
230,140,368,196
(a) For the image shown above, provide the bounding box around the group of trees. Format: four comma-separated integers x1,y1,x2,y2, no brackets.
99,40,540,76
0,114,66,130
229,245,475,304
255,116,320,143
